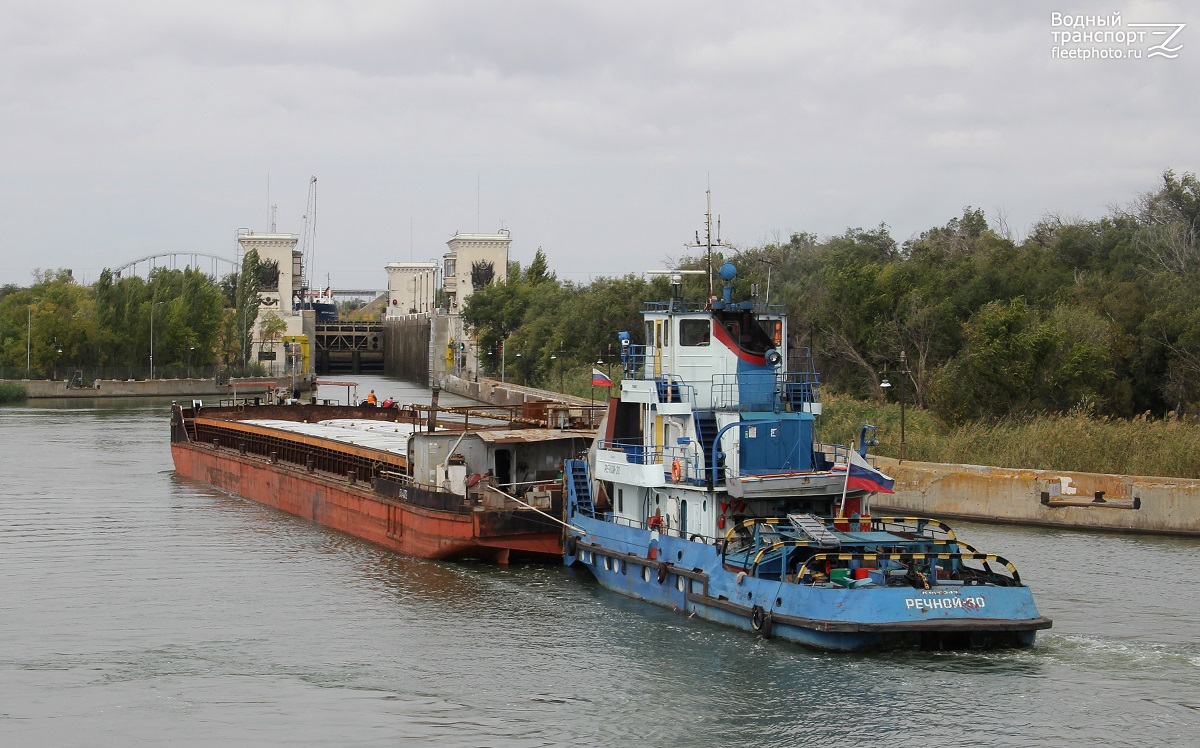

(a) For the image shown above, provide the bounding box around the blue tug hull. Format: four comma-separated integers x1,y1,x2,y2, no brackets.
567,510,1047,651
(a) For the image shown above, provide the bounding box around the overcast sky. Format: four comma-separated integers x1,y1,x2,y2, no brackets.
2,1,1195,290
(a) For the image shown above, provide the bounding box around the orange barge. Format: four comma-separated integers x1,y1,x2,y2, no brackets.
170,401,595,564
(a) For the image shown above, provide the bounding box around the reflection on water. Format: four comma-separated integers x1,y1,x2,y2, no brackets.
2,387,1199,747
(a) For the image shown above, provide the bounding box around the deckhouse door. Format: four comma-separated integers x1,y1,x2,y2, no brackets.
653,320,663,378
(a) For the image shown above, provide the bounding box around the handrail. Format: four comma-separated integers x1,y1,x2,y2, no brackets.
723,515,959,545
710,419,747,486
598,438,709,486
869,517,959,542
793,551,1022,585
729,541,1021,585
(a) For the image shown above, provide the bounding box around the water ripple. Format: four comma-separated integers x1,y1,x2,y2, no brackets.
3,399,1200,746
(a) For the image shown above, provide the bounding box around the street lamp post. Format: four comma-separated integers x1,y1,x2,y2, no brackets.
25,297,44,379
188,346,195,379
287,343,297,397
590,355,605,426
898,351,909,461
880,351,910,460
550,351,564,394
240,302,248,371
150,300,164,380
26,305,32,380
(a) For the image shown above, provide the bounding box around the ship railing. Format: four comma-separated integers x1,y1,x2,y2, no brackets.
654,374,696,406
663,443,707,486
194,420,383,485
718,463,835,482
723,539,1022,587
642,300,710,313
372,471,480,514
709,371,822,412
575,501,721,544
791,551,1022,587
723,516,958,549
869,517,959,543
815,443,889,474
815,442,844,467
597,438,662,467
720,516,1019,586
596,439,709,486
620,345,652,380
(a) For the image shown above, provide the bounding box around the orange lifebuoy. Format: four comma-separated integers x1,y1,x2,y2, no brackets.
671,459,682,483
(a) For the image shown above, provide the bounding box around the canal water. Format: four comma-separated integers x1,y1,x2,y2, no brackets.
2,375,1199,747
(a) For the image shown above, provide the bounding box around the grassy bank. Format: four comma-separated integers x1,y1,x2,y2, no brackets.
821,393,1200,479
0,381,29,404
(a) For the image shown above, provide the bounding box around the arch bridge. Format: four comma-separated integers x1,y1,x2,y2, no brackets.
111,252,238,279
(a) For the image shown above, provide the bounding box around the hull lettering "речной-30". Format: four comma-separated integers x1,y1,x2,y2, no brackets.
905,596,985,610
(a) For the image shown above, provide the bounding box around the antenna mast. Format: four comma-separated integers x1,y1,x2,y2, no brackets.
300,176,318,292
684,187,725,308
706,188,714,301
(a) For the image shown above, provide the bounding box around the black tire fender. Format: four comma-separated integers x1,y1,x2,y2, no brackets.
657,562,669,584
750,605,774,638
565,535,579,557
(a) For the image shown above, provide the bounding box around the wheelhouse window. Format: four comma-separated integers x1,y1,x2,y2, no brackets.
715,311,776,355
764,319,782,346
680,319,711,346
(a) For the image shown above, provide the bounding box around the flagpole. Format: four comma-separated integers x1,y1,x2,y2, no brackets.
839,440,853,517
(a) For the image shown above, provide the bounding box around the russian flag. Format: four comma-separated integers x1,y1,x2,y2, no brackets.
846,449,895,494
592,368,614,387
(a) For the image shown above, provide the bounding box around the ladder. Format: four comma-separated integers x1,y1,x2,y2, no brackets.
694,411,722,483
564,459,594,514
788,513,840,548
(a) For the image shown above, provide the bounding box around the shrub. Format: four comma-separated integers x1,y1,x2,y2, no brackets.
0,381,29,403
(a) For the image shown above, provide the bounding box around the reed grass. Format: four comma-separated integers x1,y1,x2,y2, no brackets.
820,393,1200,479
0,381,28,404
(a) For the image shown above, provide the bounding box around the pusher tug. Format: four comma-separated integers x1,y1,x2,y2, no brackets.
563,250,1051,650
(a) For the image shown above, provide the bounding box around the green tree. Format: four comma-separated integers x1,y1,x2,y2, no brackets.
930,298,1109,423
259,312,287,350
234,250,261,368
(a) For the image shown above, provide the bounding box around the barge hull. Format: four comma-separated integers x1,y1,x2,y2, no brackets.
171,442,561,563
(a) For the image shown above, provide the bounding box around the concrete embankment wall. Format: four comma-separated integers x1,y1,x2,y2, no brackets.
438,375,590,408
384,315,431,384
5,378,286,399
874,458,1200,536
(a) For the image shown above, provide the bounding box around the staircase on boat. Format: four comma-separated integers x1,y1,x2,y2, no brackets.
694,411,722,484
565,459,594,515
